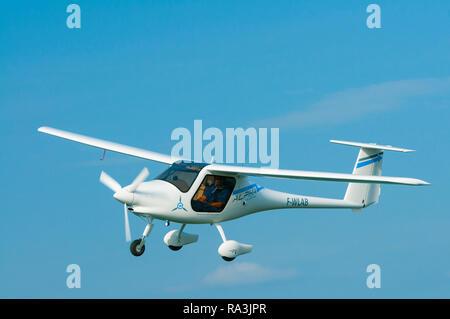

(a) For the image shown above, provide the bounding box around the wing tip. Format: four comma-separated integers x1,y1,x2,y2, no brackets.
409,179,431,186
38,126,50,133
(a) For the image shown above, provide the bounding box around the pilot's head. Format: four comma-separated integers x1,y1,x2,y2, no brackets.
215,176,224,186
205,175,214,186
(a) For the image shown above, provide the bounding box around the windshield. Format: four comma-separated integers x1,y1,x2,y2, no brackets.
155,161,208,192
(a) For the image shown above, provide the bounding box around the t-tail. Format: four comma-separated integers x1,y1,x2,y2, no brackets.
330,140,416,212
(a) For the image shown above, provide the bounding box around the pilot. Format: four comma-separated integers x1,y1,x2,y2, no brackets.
198,176,231,211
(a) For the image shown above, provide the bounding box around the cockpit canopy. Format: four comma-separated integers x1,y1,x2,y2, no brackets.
155,161,208,192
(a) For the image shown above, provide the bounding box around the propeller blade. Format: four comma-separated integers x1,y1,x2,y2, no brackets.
128,167,149,192
124,204,131,242
99,171,122,193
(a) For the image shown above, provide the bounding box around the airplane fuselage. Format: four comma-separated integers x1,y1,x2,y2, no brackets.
129,165,362,224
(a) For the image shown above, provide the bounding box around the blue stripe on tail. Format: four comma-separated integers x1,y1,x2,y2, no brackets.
356,155,383,168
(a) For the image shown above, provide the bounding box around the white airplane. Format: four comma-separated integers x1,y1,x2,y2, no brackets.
38,127,430,261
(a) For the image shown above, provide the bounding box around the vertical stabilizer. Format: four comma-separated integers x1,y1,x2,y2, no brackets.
330,140,415,210
344,148,383,207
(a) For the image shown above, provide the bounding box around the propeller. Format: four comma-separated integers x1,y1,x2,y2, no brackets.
124,203,131,242
99,167,149,242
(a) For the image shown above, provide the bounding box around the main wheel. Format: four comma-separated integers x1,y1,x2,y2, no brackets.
169,245,182,251
221,256,235,262
130,239,145,256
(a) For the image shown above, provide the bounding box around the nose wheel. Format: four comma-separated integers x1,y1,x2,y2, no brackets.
130,239,145,256
130,217,153,257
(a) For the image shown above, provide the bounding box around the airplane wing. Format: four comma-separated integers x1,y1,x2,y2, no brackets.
38,127,430,186
206,164,430,186
38,126,177,165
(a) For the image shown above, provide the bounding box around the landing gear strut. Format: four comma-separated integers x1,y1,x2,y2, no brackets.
130,217,153,257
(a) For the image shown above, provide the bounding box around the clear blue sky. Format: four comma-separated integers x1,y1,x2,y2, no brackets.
1,0,449,298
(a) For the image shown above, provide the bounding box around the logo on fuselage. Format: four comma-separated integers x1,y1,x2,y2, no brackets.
172,196,188,212
232,184,264,202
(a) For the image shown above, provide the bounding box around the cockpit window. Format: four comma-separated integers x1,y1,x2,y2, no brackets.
191,175,236,213
155,161,208,192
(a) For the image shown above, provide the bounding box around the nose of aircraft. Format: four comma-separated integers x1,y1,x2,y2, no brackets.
113,189,134,205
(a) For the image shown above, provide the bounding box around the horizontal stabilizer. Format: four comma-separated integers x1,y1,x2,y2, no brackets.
330,140,415,152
